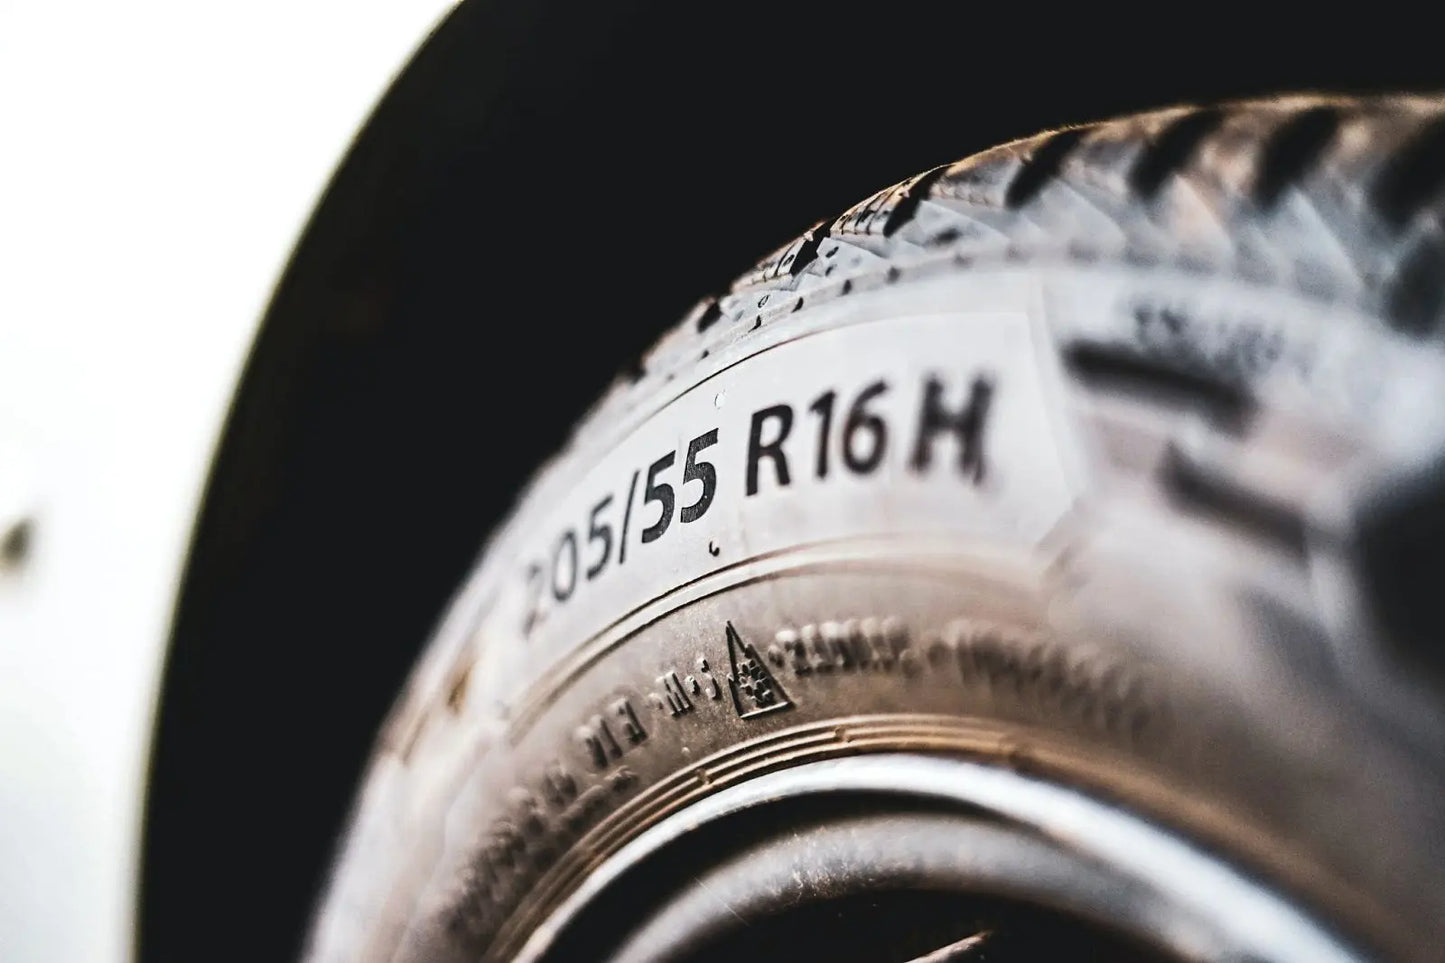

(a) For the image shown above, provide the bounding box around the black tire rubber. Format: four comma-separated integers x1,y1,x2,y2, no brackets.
304,95,1445,963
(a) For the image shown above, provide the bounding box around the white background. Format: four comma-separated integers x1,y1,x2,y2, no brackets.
0,4,453,960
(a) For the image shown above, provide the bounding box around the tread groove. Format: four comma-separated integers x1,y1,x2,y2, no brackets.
1065,342,1252,425
1162,443,1307,552
882,164,951,235
1128,108,1225,200
1253,106,1341,209
1386,234,1445,334
1372,115,1445,229
1004,127,1089,209
788,224,831,275
693,299,723,332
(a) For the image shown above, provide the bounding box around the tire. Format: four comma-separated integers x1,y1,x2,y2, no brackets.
304,95,1445,963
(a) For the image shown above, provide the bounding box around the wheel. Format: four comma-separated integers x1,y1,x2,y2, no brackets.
303,95,1445,963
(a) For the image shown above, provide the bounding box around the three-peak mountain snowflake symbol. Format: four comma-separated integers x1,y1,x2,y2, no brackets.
725,621,793,719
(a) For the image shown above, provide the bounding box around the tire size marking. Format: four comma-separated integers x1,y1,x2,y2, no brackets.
491,309,1080,676
520,429,721,637
519,371,995,638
